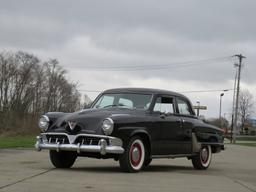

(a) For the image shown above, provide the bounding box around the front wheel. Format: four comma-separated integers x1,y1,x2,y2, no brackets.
49,150,77,168
191,145,212,170
119,136,146,172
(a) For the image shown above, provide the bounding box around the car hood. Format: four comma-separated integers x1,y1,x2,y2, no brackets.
47,108,140,135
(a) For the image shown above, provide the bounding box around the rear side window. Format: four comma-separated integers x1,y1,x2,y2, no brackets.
118,98,133,108
176,98,192,115
153,96,174,114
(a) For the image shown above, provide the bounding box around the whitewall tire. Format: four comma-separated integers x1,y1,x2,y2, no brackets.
192,145,212,170
119,136,146,172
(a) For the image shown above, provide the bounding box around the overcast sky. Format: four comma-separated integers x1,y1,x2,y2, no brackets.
1,0,256,118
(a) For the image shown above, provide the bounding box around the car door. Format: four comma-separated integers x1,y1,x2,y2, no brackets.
151,95,183,155
175,97,194,154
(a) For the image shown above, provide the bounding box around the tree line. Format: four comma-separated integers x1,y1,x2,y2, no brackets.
1,50,254,136
0,51,81,135
206,89,255,135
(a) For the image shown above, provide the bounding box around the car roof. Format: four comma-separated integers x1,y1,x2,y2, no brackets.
102,87,188,99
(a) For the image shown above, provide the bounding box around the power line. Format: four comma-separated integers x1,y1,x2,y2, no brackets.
78,88,234,94
78,90,102,93
84,56,230,68
76,56,232,71
180,89,233,93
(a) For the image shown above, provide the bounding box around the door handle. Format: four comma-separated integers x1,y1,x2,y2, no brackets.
178,119,184,128
160,114,166,119
176,119,182,123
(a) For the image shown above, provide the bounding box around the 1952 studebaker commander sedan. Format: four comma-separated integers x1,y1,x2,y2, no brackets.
35,88,224,172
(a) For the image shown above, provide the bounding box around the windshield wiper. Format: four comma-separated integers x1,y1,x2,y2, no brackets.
103,103,128,108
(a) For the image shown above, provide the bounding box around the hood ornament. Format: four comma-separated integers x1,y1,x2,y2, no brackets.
68,121,77,130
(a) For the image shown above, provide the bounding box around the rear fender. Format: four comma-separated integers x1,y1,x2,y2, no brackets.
193,132,224,153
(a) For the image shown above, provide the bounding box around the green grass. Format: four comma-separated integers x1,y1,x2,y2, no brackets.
0,136,35,148
225,136,256,147
235,143,256,147
236,136,256,141
233,136,256,147
1,135,256,148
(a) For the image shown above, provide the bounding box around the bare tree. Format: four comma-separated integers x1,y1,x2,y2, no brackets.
238,89,255,134
206,117,229,128
82,94,92,109
0,51,81,135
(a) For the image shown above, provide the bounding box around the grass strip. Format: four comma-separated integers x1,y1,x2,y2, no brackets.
0,136,35,148
235,143,256,147
236,136,256,141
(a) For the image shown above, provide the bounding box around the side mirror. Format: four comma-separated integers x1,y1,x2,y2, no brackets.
198,115,206,121
83,103,91,109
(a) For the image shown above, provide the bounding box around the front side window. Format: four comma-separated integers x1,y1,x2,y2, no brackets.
94,95,114,109
153,96,174,114
92,93,152,110
177,98,192,115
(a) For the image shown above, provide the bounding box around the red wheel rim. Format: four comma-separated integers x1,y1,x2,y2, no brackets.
130,142,142,167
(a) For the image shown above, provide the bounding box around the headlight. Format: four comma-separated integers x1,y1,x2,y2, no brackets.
102,118,114,135
38,115,49,132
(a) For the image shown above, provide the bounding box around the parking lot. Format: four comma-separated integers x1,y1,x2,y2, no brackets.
0,144,255,192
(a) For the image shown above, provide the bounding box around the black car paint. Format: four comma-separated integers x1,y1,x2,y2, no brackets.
45,88,224,157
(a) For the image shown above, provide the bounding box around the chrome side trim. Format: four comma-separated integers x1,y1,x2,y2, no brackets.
152,154,194,159
200,142,225,146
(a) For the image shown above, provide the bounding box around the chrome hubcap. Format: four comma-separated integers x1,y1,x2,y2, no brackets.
132,147,140,162
201,148,208,163
130,142,142,167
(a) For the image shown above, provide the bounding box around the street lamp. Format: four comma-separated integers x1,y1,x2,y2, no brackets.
196,101,200,117
219,93,224,128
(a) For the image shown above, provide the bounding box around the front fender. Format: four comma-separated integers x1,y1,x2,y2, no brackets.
115,127,151,141
114,126,152,156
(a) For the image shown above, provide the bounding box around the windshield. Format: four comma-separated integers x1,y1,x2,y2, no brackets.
92,93,153,110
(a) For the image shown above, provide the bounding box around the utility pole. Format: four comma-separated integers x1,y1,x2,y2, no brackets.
231,64,238,143
219,93,224,128
232,54,246,143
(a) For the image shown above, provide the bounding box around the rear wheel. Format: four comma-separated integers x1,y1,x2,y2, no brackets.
119,136,146,172
144,158,152,167
49,150,77,168
191,145,212,170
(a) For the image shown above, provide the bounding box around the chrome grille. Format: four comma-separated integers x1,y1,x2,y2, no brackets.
46,135,69,144
75,136,109,145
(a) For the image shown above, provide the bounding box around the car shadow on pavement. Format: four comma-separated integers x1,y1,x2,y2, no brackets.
70,166,122,173
68,164,197,174
67,164,222,175
145,165,221,175
143,165,194,172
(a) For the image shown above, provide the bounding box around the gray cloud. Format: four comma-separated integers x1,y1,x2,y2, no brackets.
1,0,256,47
1,0,255,117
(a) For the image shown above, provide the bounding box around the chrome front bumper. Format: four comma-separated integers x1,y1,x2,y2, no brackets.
35,133,124,155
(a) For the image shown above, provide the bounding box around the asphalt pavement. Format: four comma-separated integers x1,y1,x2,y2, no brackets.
0,144,255,192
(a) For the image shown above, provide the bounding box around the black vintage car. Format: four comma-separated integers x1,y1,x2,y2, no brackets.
35,88,224,172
